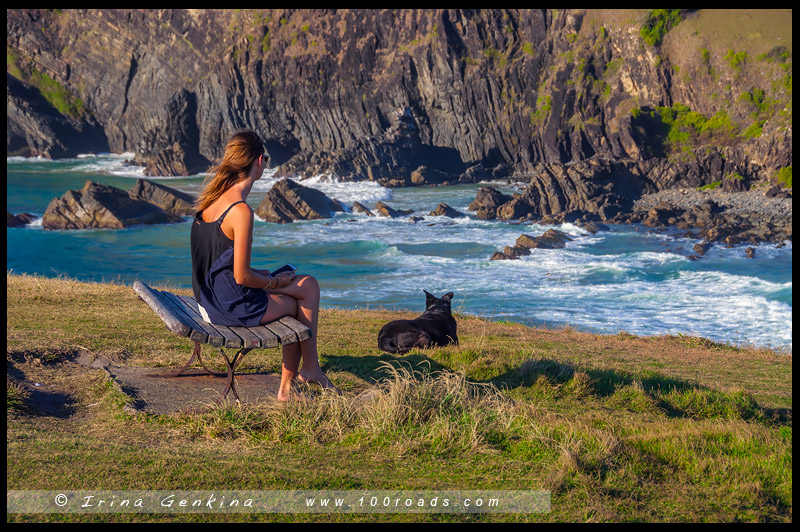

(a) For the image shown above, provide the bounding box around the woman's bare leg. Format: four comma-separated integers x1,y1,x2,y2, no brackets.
260,292,302,401
262,275,339,398
277,275,338,392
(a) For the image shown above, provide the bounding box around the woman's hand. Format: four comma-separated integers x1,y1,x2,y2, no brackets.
272,271,295,289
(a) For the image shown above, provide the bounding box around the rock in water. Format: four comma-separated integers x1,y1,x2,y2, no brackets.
7,211,36,227
429,203,465,218
518,229,573,249
351,201,375,216
468,186,513,220
490,229,574,260
255,178,344,223
42,180,183,230
373,201,413,218
128,179,196,216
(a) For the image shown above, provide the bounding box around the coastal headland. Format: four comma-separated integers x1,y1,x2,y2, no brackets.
6,9,792,242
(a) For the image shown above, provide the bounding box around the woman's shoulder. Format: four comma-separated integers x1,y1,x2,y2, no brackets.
228,200,253,217
201,198,251,225
221,200,254,230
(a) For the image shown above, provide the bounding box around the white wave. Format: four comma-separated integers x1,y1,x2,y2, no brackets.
7,155,47,162
72,160,147,178
674,270,792,296
252,170,392,206
7,151,209,179
301,174,392,205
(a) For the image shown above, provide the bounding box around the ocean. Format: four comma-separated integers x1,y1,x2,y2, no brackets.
6,153,793,352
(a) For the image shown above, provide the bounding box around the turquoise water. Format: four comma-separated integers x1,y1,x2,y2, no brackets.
7,154,793,351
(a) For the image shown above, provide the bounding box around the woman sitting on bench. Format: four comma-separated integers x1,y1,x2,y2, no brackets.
191,129,339,401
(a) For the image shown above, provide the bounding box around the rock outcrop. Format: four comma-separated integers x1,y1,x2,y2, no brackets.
255,178,344,223
373,201,413,218
275,108,470,187
7,211,36,227
626,188,792,245
6,9,792,186
128,178,196,216
41,180,184,230
429,203,464,218
468,186,514,220
490,229,574,260
351,201,375,216
6,72,109,159
469,154,792,244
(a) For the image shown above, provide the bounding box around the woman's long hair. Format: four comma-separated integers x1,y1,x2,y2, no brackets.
194,130,266,212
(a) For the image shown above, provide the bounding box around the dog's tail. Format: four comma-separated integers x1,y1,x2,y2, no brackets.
378,334,403,354
378,334,408,354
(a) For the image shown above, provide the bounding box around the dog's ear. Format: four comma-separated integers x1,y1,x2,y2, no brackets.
442,292,454,302
424,290,435,306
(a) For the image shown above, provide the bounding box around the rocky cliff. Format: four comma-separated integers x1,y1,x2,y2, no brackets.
6,10,793,199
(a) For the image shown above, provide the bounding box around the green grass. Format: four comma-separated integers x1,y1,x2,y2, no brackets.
6,273,792,522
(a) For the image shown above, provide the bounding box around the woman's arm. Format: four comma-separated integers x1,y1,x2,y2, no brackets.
227,203,294,289
227,203,272,288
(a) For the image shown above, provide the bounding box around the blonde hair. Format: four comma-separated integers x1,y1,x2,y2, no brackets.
194,130,266,212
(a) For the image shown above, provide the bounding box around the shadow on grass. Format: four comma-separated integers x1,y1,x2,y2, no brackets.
6,356,78,419
326,353,790,424
323,352,451,384
487,357,696,397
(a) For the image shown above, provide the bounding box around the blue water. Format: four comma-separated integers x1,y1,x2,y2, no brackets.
7,154,793,351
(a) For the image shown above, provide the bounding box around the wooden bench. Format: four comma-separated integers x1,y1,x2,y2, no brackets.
133,280,311,402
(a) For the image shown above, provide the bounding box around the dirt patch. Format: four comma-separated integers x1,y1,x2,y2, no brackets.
69,351,283,414
105,366,283,414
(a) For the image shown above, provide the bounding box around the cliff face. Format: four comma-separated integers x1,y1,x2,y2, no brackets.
6,9,793,191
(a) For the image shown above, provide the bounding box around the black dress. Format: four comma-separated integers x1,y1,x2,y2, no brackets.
190,200,269,326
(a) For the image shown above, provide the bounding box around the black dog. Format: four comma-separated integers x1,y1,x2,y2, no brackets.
378,291,458,354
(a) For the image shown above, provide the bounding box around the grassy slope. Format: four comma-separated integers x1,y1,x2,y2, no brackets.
6,273,792,522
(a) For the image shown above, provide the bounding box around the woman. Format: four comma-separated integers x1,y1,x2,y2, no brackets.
191,130,338,401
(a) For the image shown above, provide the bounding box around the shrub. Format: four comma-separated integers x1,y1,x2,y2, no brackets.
640,9,683,47
724,49,749,71
645,104,737,152
738,88,776,119
775,166,792,189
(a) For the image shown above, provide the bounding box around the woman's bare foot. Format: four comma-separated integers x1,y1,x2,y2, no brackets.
298,366,342,395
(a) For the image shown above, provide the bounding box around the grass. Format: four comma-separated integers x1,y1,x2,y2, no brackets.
6,273,792,522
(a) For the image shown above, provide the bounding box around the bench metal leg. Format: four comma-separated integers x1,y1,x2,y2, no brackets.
217,347,253,404
168,341,223,378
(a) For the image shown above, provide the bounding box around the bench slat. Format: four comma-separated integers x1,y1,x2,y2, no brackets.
157,291,211,345
177,294,280,350
228,326,262,349
165,292,238,348
174,294,260,349
279,316,313,342
159,291,226,347
247,325,280,349
263,319,298,345
133,281,192,338
142,284,208,345
163,291,219,346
